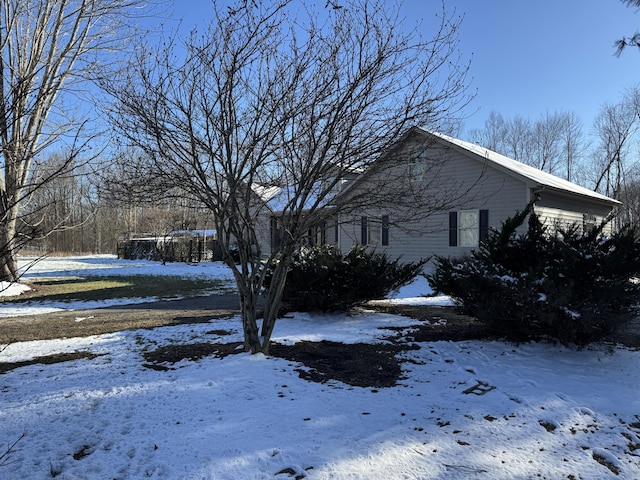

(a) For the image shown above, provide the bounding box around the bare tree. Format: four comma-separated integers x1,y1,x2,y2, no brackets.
503,115,533,163
591,88,640,198
617,162,640,228
468,111,508,151
531,112,563,174
469,110,588,183
103,0,473,354
0,0,154,281
557,111,586,182
21,152,91,253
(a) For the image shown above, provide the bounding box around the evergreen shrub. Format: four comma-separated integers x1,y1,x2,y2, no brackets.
427,203,640,346
265,244,427,312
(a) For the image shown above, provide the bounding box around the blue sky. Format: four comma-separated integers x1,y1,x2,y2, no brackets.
170,1,640,135
435,0,640,134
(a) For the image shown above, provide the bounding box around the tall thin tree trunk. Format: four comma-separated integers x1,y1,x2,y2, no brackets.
0,213,19,282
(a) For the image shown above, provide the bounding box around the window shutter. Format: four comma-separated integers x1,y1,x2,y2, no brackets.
361,216,368,245
381,215,389,246
449,212,457,246
270,216,281,253
479,210,489,242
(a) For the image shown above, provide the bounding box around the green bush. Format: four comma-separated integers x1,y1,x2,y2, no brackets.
427,203,640,346
265,244,427,312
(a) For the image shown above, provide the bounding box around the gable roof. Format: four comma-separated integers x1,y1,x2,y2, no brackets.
416,127,621,207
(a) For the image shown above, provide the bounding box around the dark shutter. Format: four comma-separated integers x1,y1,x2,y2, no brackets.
270,216,282,253
381,215,389,246
449,212,458,246
361,216,368,245
334,222,339,243
479,210,489,243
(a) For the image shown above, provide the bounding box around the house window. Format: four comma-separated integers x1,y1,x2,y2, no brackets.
369,220,382,245
309,223,326,246
583,212,596,234
449,210,489,247
409,148,427,181
361,215,390,246
459,210,479,246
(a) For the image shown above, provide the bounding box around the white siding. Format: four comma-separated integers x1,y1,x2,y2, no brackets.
534,191,614,236
258,128,618,265
338,142,530,265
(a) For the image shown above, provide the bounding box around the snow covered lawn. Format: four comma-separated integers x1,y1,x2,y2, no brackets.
0,256,639,479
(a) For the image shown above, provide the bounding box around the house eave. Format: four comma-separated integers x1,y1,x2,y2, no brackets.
531,184,622,209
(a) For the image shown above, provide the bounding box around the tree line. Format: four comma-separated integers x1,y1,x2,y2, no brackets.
22,149,213,256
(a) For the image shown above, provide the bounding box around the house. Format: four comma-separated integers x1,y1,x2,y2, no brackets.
258,127,620,265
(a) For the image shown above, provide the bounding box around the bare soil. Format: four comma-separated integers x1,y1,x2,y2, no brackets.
1,296,638,387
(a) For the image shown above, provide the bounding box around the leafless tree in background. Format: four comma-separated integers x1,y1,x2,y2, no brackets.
0,0,154,281
531,112,562,174
502,115,533,163
22,152,95,252
557,111,586,183
591,87,640,198
467,111,508,152
468,110,587,181
103,0,473,354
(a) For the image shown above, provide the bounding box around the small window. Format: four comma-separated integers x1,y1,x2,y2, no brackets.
361,216,368,244
361,216,388,246
409,148,428,181
449,210,489,247
369,220,381,245
583,212,596,234
459,210,479,247
326,177,348,196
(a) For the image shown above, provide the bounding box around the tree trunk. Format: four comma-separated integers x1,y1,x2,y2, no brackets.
236,275,264,354
233,254,289,355
0,210,19,282
259,259,290,355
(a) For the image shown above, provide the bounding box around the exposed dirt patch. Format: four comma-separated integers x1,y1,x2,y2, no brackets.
142,341,245,370
371,304,494,342
270,341,420,388
2,296,638,388
139,337,417,387
134,303,487,388
0,351,104,374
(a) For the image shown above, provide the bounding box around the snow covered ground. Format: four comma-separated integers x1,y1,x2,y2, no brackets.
0,255,639,479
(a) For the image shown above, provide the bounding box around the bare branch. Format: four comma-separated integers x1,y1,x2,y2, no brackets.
103,0,473,354
0,0,158,281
